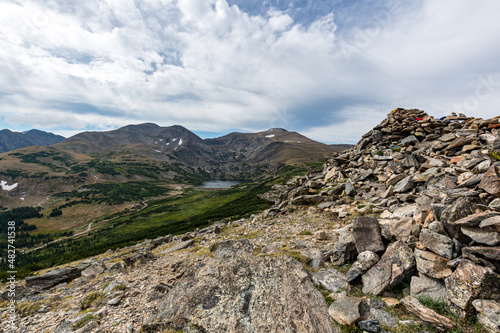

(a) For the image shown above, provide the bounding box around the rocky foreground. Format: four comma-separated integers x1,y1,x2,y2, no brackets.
1,108,500,333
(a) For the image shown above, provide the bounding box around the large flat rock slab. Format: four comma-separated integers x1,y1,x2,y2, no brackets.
145,240,339,333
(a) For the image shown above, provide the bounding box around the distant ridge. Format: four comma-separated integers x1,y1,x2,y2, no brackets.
0,129,65,153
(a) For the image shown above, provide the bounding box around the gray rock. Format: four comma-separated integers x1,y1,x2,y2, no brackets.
315,230,328,240
461,227,500,246
108,262,124,273
401,135,419,146
81,263,106,278
419,228,454,259
345,178,356,196
25,265,89,290
411,224,422,238
410,274,447,302
362,241,415,295
440,197,480,241
369,307,399,328
480,216,500,232
346,251,380,282
490,198,500,211
328,296,362,325
162,239,195,254
292,194,324,205
147,240,338,333
393,176,416,193
472,299,500,333
54,320,72,333
353,216,385,254
428,221,445,234
107,295,123,306
439,133,456,142
75,320,98,333
312,268,348,293
414,249,452,279
357,319,381,332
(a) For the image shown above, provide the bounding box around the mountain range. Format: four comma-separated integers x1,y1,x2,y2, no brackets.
0,129,65,153
0,124,350,207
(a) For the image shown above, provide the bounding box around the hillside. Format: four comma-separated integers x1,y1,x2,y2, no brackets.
0,129,65,153
2,108,499,332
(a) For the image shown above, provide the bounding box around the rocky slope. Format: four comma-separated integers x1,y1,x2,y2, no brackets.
1,108,500,333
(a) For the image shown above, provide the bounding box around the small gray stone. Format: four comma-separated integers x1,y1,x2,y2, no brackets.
357,319,381,332
370,307,399,328
314,230,328,240
489,198,500,211
428,221,445,234
393,176,416,193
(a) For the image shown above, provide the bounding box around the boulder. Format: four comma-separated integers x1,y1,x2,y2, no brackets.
414,249,452,279
472,300,500,333
328,296,362,325
146,240,338,333
419,229,454,259
25,264,89,290
410,273,447,302
362,241,415,295
445,259,500,319
479,162,500,197
353,216,385,254
312,269,348,293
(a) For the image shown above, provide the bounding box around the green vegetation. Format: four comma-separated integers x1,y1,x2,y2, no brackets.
314,283,335,306
0,178,273,281
55,181,171,205
73,314,94,330
80,292,104,310
417,296,485,333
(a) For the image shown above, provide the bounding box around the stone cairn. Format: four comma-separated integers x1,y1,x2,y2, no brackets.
260,108,500,331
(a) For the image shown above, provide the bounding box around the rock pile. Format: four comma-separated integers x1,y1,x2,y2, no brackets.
260,108,500,331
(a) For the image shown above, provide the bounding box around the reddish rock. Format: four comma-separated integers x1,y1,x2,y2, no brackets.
402,296,456,332
414,249,452,279
452,212,500,227
362,241,415,295
479,162,500,197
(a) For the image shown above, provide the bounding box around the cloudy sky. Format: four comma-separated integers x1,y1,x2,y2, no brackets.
0,0,499,143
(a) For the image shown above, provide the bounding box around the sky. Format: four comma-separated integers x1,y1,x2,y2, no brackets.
0,0,499,144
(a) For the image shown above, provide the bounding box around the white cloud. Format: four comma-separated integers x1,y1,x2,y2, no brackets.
0,0,499,143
